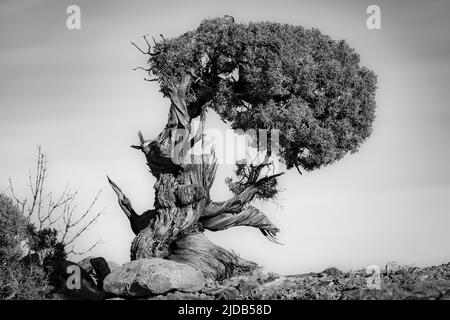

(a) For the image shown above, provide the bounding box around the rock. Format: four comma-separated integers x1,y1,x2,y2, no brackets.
202,284,241,299
77,256,120,286
222,277,240,288
78,256,120,274
408,280,450,300
204,277,217,288
49,260,106,300
203,285,225,296
385,262,407,275
238,278,259,292
90,257,113,289
322,267,344,278
419,275,429,281
148,292,213,300
217,286,240,300
103,258,206,297
78,256,96,272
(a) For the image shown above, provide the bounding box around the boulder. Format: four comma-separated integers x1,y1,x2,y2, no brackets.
103,258,206,297
78,256,120,286
322,267,345,278
148,292,213,300
78,256,96,272
78,256,120,274
385,262,407,275
49,260,106,300
216,286,240,300
203,284,240,299
238,278,259,292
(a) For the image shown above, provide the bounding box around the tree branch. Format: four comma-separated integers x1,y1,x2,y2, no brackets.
9,147,104,257
201,205,281,244
66,239,102,256
204,169,284,220
107,176,156,235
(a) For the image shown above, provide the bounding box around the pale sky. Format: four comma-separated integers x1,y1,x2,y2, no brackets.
1,0,450,274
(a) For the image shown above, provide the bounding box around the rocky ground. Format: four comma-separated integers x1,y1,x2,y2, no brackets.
146,262,450,300
55,257,450,300
97,259,450,300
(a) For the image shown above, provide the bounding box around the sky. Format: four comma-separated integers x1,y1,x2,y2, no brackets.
1,0,450,274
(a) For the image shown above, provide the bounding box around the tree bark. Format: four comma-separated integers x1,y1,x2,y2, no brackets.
108,71,281,280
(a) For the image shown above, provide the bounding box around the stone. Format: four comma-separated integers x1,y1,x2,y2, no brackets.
419,275,429,281
238,278,259,292
408,280,450,299
78,256,96,271
103,258,206,297
322,267,344,278
78,256,120,274
385,262,407,275
90,257,112,289
147,292,213,300
77,256,120,286
49,260,106,300
216,286,240,300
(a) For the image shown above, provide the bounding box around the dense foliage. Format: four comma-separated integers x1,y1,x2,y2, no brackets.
147,17,377,172
0,194,66,300
0,194,48,299
0,194,26,262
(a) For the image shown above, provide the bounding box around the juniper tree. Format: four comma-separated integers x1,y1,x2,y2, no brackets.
108,16,377,280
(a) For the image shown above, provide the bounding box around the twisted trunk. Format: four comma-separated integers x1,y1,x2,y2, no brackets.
108,72,280,280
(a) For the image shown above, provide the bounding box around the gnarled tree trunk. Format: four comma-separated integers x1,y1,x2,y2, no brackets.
108,71,281,280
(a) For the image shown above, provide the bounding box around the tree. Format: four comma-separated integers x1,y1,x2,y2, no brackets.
108,17,377,280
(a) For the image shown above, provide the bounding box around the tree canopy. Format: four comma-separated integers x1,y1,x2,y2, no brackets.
143,17,377,172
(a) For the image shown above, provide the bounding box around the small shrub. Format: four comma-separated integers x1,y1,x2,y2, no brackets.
0,193,51,300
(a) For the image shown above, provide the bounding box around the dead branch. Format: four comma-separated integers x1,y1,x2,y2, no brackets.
203,155,284,219
130,35,161,56
107,176,157,235
201,205,282,244
66,239,102,256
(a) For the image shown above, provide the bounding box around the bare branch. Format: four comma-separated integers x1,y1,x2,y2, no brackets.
130,41,148,55
9,147,104,257
132,66,151,72
130,35,161,56
8,177,27,214
66,239,102,256
107,176,156,235
65,209,102,246
143,34,151,48
68,190,102,229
